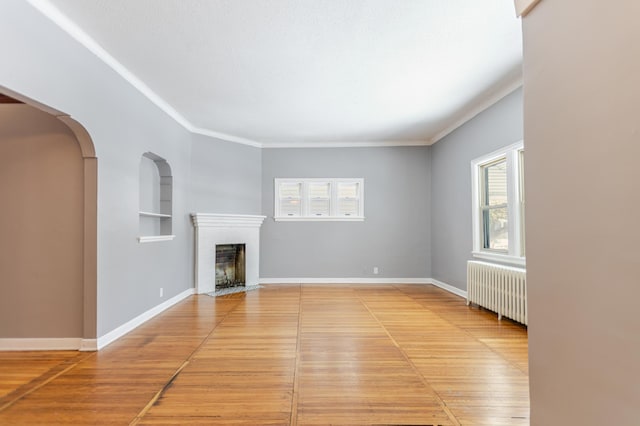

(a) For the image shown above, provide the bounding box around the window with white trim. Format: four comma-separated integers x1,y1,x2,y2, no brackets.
471,141,525,265
274,178,364,221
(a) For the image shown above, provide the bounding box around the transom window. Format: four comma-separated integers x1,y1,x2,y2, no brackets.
274,178,364,221
471,141,525,265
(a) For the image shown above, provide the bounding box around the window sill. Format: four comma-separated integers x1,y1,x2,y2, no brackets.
472,251,525,267
138,235,176,243
274,216,365,222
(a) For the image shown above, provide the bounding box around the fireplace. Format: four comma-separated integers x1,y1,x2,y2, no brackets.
191,213,265,294
215,244,246,289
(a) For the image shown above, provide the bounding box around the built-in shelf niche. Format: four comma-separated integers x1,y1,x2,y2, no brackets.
138,152,174,243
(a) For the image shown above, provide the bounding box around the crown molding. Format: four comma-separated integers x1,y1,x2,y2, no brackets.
429,75,523,145
514,0,542,17
27,0,521,151
26,0,193,128
261,140,430,149
26,0,264,148
190,127,263,148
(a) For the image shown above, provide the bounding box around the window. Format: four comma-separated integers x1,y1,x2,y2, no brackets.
278,181,302,217
138,152,174,243
471,141,524,265
274,178,364,221
308,182,331,216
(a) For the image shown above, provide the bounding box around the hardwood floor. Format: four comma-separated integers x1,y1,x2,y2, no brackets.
0,284,529,425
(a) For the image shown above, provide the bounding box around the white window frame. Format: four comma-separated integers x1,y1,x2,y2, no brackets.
274,178,365,221
470,141,525,266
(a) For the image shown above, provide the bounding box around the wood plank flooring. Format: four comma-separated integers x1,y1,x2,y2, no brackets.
0,284,529,425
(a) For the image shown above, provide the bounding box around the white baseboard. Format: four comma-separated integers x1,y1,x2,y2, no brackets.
0,289,194,352
0,282,465,352
0,338,83,351
427,278,468,299
80,339,97,351
96,288,194,350
259,278,431,284
259,277,467,299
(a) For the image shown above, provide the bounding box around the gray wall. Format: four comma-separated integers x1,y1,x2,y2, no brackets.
190,134,262,215
261,146,431,279
0,1,261,338
523,2,640,424
430,88,523,290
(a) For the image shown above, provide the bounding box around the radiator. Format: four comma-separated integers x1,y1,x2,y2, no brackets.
466,261,527,325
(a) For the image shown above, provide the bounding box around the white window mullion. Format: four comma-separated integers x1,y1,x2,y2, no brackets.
518,149,526,257
301,181,309,216
330,182,338,216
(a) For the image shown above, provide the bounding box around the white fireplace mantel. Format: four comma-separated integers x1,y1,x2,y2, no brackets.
191,213,266,294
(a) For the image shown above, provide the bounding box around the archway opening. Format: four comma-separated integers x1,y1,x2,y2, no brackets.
0,91,97,349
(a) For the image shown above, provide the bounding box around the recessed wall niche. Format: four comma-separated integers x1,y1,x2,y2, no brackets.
138,152,174,242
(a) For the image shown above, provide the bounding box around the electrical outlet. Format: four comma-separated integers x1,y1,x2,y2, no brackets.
160,288,164,297
373,267,379,274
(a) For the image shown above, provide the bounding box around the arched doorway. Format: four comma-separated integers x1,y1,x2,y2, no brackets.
0,90,97,350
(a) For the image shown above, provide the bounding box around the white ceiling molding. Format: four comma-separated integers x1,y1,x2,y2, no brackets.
429,76,523,145
28,0,522,149
191,128,263,148
263,140,429,149
26,0,263,148
514,0,543,17
25,0,187,128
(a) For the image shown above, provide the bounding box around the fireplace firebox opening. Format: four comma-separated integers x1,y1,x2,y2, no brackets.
215,244,246,290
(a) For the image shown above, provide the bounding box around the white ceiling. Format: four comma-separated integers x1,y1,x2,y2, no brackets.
31,0,522,148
